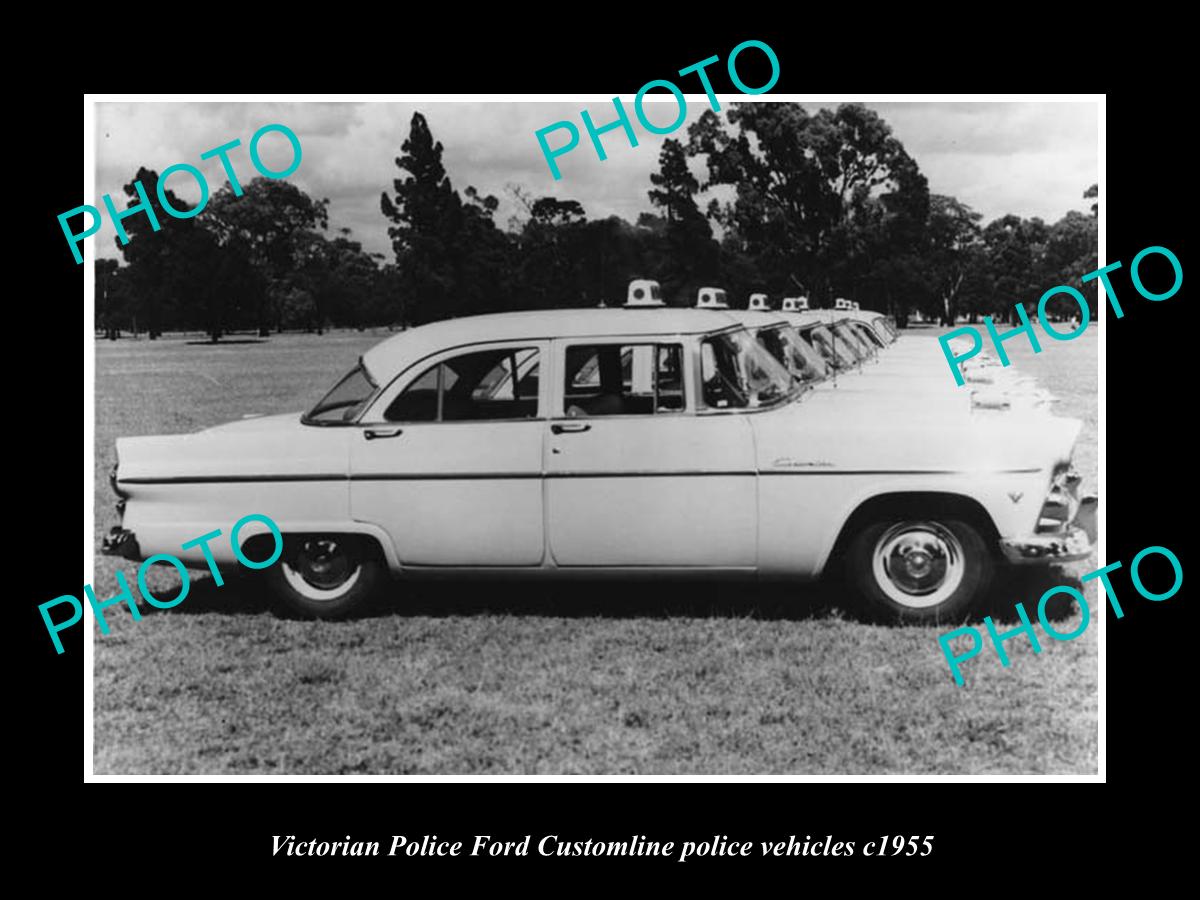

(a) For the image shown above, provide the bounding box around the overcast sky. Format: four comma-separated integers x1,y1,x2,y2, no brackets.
94,100,1098,260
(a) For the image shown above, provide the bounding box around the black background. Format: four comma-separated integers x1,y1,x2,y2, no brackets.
21,22,1188,884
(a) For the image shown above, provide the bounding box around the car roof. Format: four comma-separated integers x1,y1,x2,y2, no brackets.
775,311,811,326
723,309,789,327
792,310,838,325
362,307,740,379
840,308,886,324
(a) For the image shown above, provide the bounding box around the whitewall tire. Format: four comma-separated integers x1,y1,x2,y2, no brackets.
265,535,382,619
846,519,992,624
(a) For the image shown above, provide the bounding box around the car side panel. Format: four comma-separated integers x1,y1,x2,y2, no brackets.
749,404,1052,576
544,417,759,567
755,471,1050,577
349,420,546,566
120,481,356,567
115,426,357,567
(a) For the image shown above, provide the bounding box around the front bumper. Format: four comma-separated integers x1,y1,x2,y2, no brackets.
1000,495,1097,563
101,526,141,560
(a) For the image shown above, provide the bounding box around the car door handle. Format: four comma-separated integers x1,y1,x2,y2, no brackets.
551,422,591,434
364,427,404,440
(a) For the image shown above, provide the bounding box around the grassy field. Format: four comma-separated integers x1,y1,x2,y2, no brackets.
92,323,1098,774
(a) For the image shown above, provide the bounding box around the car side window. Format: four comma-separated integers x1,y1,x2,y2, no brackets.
562,343,684,417
384,347,540,422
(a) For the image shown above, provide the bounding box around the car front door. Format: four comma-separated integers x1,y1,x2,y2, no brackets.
544,337,758,568
350,341,547,567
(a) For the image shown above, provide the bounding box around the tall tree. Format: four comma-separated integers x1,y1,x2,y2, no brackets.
580,215,659,307
114,167,267,341
112,167,200,339
290,229,393,331
925,195,986,324
980,215,1049,320
647,138,718,304
648,138,702,224
457,185,515,315
687,103,928,307
380,112,463,324
1043,208,1098,318
514,198,589,309
95,258,125,339
206,177,329,335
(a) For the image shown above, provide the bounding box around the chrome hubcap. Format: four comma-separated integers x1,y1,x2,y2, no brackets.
292,539,351,588
282,537,361,600
872,522,965,608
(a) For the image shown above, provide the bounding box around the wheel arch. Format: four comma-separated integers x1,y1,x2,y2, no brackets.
819,491,1002,575
239,521,399,573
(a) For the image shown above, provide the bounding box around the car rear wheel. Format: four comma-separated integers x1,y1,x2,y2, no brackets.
266,535,382,619
845,519,992,624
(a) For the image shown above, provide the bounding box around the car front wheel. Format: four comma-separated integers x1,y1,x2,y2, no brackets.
266,535,383,619
846,519,992,624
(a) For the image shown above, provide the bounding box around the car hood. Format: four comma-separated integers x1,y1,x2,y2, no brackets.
807,379,971,415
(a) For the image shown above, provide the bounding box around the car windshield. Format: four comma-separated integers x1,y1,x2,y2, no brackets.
804,324,857,370
304,361,379,423
874,316,897,342
700,329,797,410
833,321,872,361
756,323,828,383
851,321,885,351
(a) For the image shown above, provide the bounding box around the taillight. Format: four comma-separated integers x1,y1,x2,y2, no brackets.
110,462,129,499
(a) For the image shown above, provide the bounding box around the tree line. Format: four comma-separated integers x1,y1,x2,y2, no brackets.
96,104,1097,340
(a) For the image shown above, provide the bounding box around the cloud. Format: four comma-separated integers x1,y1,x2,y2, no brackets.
94,100,1098,261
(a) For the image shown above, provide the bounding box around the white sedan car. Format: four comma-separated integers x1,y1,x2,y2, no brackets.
104,282,1096,623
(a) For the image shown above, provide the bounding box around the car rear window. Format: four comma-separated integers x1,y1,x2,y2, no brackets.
385,347,540,422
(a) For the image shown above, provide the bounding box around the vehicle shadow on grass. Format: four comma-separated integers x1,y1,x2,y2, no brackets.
975,564,1089,625
157,562,1086,626
183,339,268,345
156,575,845,623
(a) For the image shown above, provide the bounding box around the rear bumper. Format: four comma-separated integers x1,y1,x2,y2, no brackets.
1000,495,1097,563
101,526,141,560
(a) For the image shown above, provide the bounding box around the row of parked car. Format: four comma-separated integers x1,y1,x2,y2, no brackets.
104,280,1097,624
691,284,1054,416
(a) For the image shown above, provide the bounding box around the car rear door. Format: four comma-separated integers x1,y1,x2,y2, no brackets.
543,336,758,568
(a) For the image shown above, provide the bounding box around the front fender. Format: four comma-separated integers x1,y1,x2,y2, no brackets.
756,471,1050,577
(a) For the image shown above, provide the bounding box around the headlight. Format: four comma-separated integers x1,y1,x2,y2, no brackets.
1036,463,1082,533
